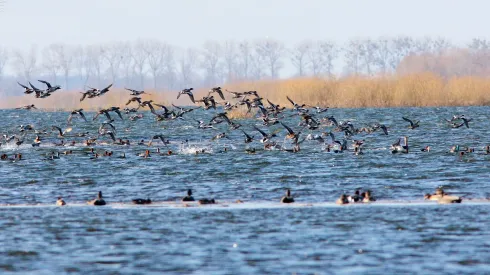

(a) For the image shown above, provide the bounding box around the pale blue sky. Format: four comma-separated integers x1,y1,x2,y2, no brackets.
0,0,487,49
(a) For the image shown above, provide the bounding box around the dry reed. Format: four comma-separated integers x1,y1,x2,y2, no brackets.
3,73,490,111
194,73,490,108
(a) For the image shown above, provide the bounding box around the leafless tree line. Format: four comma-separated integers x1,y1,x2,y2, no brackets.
0,36,489,94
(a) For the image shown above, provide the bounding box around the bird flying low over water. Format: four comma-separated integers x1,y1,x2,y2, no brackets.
402,117,420,129
177,88,195,103
67,109,87,124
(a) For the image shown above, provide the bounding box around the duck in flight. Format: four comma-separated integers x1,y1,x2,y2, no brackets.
38,80,61,94
125,87,149,96
17,82,34,94
67,109,87,124
177,88,195,103
402,117,420,129
52,126,72,138
208,87,225,100
253,125,277,143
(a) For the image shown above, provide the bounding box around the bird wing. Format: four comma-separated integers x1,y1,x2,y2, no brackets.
402,117,413,126
67,113,74,124
253,126,268,137
29,82,41,91
258,105,268,117
217,90,225,100
52,126,62,136
79,111,87,122
280,121,295,135
38,79,52,88
114,110,123,120
17,82,29,89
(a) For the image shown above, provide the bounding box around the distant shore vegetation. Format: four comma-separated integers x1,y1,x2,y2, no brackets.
2,36,490,109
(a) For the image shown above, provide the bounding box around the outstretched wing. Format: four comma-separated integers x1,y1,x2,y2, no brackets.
280,121,295,135
38,79,52,88
17,82,29,89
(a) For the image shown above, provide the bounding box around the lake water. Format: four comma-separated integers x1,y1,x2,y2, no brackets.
0,106,489,274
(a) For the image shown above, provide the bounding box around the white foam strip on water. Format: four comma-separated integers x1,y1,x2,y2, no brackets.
1,200,489,209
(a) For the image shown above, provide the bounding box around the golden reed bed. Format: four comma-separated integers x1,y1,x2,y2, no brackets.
2,73,490,111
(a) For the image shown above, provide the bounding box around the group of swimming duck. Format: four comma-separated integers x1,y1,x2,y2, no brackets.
56,189,217,207
54,187,463,207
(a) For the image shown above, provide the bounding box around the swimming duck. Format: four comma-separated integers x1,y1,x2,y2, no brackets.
347,190,362,203
87,191,106,206
280,189,295,203
56,197,66,206
138,150,151,158
424,187,447,201
182,189,195,202
336,194,349,205
198,198,216,205
362,190,376,202
437,195,463,204
132,198,152,205
391,136,409,154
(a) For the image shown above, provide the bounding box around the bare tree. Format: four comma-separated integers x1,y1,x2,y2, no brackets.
86,45,105,86
73,46,91,86
359,39,379,75
131,40,148,89
343,39,364,76
201,41,223,86
373,38,392,75
0,47,9,81
290,41,311,77
431,37,452,55
249,49,265,80
118,42,134,87
306,40,338,77
102,42,124,84
178,47,199,87
255,38,284,78
42,45,60,83
222,40,238,82
237,41,252,80
468,38,490,75
161,46,176,91
51,43,73,89
320,41,338,77
143,39,175,89
390,36,415,71
13,46,38,81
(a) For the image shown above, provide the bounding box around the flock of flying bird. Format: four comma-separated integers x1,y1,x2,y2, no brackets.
0,80,484,205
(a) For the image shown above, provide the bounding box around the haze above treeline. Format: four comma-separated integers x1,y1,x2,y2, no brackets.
0,36,489,95
0,0,489,96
